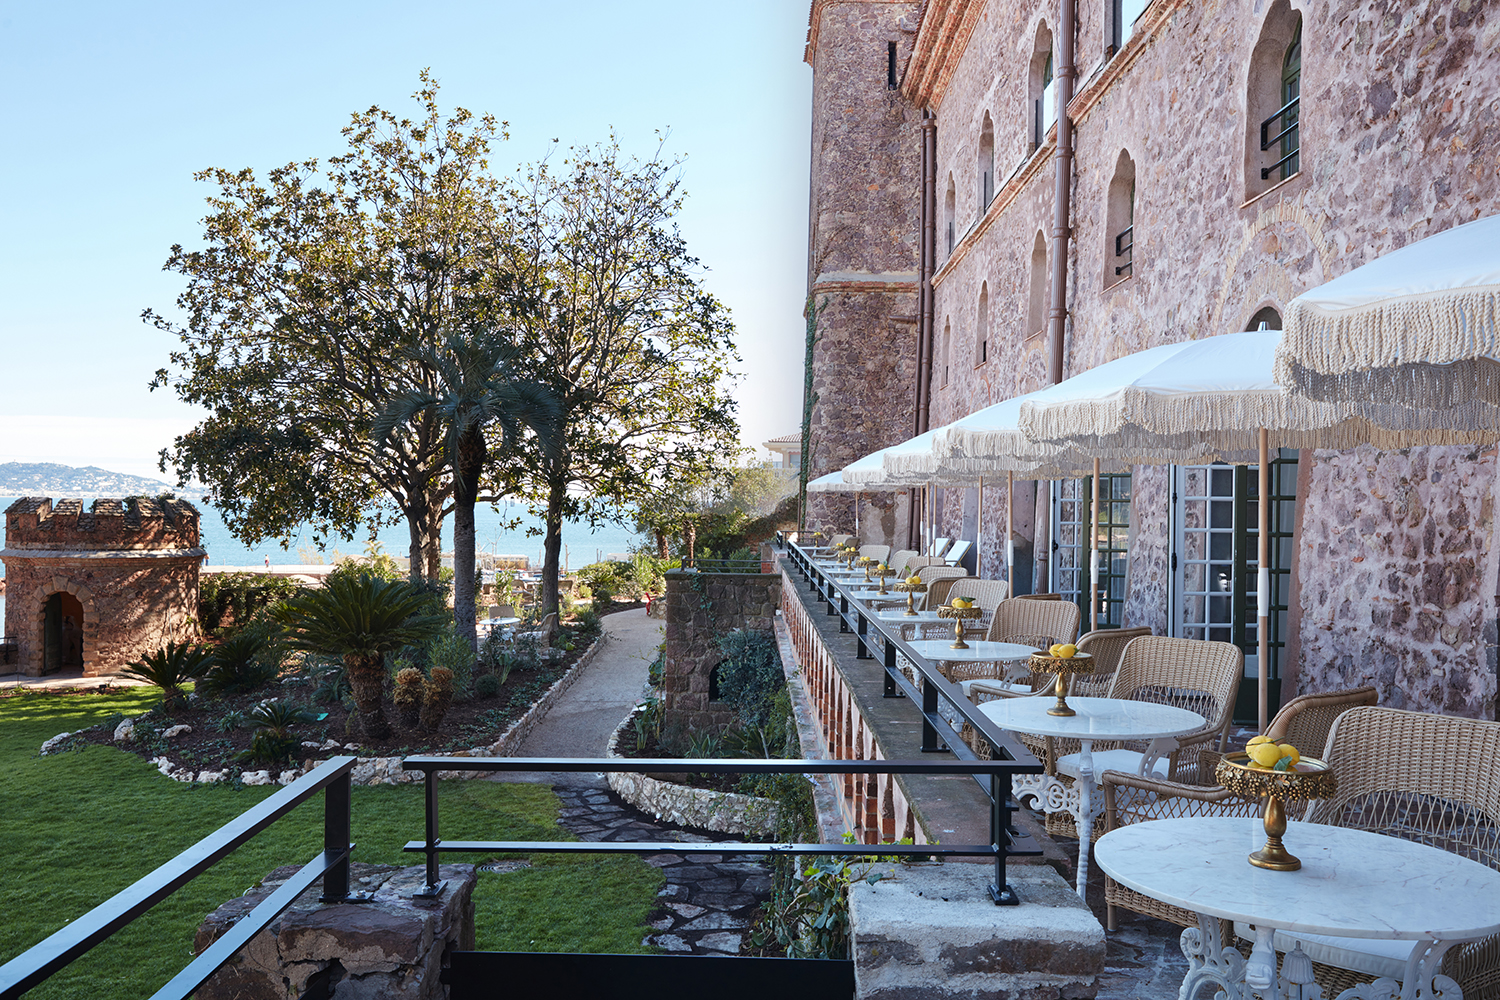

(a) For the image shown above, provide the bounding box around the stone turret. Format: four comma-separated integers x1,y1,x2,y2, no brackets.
1,497,205,677
803,0,923,544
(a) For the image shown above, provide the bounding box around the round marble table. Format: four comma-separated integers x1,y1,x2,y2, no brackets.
906,639,1038,666
1095,816,1500,1000
979,696,1206,898
874,608,944,622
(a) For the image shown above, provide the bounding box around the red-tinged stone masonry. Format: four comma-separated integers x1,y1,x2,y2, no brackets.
1,497,204,677
660,570,782,734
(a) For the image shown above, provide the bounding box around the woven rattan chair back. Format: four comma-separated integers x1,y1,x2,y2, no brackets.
1307,706,1500,869
984,596,1080,650
858,543,891,565
887,550,919,576
1015,592,1062,600
829,533,852,547
1266,685,1378,752
1106,636,1242,749
915,565,967,610
944,578,1010,615
1069,627,1153,698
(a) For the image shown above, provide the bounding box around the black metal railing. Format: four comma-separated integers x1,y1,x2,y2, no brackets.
402,753,1039,908
1114,225,1134,276
1259,95,1300,180
0,756,360,1000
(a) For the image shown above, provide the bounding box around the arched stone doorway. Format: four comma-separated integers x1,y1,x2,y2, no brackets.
42,592,85,675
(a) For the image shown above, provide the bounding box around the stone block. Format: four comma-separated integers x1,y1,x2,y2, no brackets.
195,862,475,1000
849,864,1103,1000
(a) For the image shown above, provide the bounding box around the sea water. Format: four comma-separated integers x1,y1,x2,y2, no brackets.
0,497,642,616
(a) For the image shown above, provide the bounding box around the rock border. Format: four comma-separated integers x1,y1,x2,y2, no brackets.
45,632,609,786
604,706,784,838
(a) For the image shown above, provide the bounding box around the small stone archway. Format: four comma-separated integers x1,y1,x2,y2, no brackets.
31,579,95,676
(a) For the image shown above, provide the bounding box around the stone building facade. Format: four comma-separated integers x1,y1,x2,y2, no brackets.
1,497,204,676
803,0,1500,719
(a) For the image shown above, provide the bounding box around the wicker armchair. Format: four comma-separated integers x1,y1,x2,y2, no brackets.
886,549,919,576
1276,705,1500,1000
1100,685,1378,932
829,533,852,547
865,564,965,613
857,543,891,566
914,578,1011,644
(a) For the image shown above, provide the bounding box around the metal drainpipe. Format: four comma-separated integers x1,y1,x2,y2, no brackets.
918,109,937,432
1046,0,1076,386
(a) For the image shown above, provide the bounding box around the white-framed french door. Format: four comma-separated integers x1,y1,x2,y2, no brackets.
1050,472,1132,630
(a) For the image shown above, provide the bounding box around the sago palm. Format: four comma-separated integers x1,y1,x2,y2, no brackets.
374,328,560,649
121,641,216,713
272,573,447,738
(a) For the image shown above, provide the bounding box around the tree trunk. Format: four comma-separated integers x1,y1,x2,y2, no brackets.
655,529,668,560
406,496,428,585
541,480,565,637
452,427,486,650
346,654,390,738
683,517,697,565
423,505,443,583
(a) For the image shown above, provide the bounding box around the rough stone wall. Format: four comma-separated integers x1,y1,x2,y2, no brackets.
1295,445,1498,719
805,0,924,534
1,497,203,676
874,0,1500,713
661,571,782,732
1121,464,1170,636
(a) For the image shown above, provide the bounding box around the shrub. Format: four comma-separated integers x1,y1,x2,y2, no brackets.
199,629,279,698
237,701,314,766
473,673,501,699
199,572,305,634
122,642,216,713
477,630,517,688
427,630,475,700
393,667,425,727
714,630,784,727
419,667,455,731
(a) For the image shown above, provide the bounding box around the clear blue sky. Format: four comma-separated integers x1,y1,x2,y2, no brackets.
0,1,813,481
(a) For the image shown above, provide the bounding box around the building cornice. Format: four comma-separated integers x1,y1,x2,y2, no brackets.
1067,0,1187,124
901,0,985,109
932,131,1056,288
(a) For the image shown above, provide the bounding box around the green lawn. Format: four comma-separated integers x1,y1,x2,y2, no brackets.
0,688,661,999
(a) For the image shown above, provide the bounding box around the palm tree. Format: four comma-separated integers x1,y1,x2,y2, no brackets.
272,572,447,738
375,329,559,649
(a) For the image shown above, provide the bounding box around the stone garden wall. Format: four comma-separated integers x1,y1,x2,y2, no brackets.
660,570,781,733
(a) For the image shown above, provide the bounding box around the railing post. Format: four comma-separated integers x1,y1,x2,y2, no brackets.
414,766,447,898
319,767,352,902
855,610,871,659
989,769,1018,905
921,675,942,752
883,638,901,698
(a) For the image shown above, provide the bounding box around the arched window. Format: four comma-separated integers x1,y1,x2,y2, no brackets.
1029,24,1055,152
976,284,989,365
1028,232,1048,336
978,114,995,214
1106,150,1136,286
1245,2,1302,197
1247,306,1283,331
944,175,956,256
1112,0,1151,52
941,319,952,387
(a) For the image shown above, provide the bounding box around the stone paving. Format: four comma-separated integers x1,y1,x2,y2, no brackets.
552,783,774,956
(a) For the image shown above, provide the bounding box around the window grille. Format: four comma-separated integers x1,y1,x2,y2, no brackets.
1260,24,1300,180
1052,473,1132,629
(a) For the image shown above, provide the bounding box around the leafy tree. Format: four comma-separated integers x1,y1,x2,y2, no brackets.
375,329,559,648
497,138,741,619
147,72,508,581
272,572,447,739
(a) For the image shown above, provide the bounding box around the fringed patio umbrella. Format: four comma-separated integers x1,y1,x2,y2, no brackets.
1012,329,1466,731
1274,213,1500,435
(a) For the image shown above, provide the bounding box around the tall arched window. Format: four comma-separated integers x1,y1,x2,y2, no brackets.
944,175,956,256
1245,2,1302,197
978,114,995,214
941,319,952,387
1028,232,1048,336
976,284,989,365
1105,150,1136,286
1028,24,1055,152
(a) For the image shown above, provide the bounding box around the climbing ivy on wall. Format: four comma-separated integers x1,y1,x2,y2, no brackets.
798,295,826,533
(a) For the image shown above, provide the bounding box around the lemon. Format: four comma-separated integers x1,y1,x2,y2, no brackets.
1248,742,1283,767
1247,735,1274,747
1055,644,1077,659
1049,644,1064,657
1278,744,1300,766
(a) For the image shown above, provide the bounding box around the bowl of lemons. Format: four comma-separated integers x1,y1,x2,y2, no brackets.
1216,742,1337,871
937,598,984,649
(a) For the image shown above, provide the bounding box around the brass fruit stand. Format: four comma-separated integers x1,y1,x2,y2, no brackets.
1027,652,1095,717
936,604,983,649
1216,753,1338,871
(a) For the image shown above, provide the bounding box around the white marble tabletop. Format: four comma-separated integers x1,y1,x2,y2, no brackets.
907,639,1038,662
980,695,1205,741
874,609,943,621
1095,816,1500,941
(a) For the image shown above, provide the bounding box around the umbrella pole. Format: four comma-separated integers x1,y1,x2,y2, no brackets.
977,476,984,574
1091,458,1101,632
928,480,934,555
855,491,860,541
1258,428,1271,734
1006,471,1015,598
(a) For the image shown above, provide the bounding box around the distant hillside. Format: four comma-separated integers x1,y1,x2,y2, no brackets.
0,462,176,498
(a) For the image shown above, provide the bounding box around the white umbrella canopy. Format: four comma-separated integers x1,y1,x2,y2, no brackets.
1275,214,1500,432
